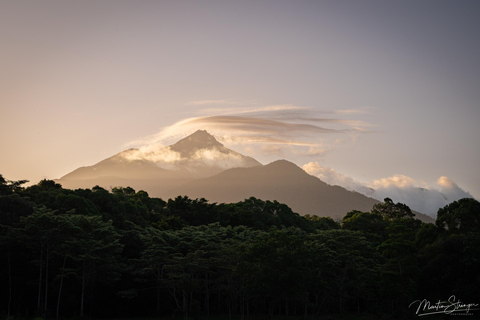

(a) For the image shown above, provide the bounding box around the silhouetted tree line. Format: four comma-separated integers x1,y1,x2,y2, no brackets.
0,174,479,319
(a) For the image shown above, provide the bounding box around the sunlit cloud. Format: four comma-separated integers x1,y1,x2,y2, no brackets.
302,162,368,193
122,146,182,170
125,102,375,161
371,174,419,189
121,138,258,173
190,148,250,170
303,162,473,218
436,176,472,201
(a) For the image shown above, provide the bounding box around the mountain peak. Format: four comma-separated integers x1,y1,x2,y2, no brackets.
265,159,307,173
170,130,223,155
57,128,261,188
171,130,222,153
190,130,220,143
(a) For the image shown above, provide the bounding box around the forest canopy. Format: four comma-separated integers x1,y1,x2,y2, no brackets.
0,174,479,319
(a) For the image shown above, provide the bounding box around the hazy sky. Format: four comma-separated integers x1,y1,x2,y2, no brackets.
1,0,479,201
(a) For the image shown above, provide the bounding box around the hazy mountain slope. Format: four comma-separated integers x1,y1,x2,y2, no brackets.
167,159,434,222
166,160,378,219
57,148,194,192
57,130,260,190
60,149,173,180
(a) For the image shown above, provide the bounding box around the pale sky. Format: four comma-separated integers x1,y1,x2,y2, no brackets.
1,0,479,202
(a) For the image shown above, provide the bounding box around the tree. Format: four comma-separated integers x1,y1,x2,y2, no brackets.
166,196,218,226
304,215,340,230
66,215,123,316
54,193,99,216
0,193,34,226
313,230,382,315
372,198,414,220
0,174,28,195
418,198,480,304
377,217,422,316
0,223,24,317
415,223,439,249
237,227,311,317
342,211,388,246
0,174,8,195
436,198,480,234
22,207,63,316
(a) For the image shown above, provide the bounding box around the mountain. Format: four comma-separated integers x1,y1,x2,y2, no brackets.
57,130,261,191
165,159,380,219
166,130,261,178
165,159,434,222
57,130,434,222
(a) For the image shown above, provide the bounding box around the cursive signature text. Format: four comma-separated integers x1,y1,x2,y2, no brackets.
409,295,479,316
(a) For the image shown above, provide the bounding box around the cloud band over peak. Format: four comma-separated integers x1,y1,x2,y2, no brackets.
126,102,375,161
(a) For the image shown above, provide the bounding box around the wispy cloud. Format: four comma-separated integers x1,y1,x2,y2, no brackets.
186,116,348,134
199,104,309,116
334,107,375,115
125,102,375,161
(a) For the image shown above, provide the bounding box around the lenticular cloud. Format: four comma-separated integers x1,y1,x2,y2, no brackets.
302,162,473,218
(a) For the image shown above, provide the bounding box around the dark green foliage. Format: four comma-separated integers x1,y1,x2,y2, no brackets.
218,197,316,232
304,214,340,230
0,174,478,318
436,197,480,234
417,198,480,307
0,174,29,195
372,197,415,220
342,210,387,246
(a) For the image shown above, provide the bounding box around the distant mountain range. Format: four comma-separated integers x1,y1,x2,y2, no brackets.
57,130,434,222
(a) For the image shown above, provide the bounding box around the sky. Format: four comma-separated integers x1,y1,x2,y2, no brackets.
1,0,479,214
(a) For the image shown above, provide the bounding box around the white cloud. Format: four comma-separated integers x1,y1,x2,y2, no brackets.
302,162,473,218
302,162,369,193
436,176,472,201
368,177,445,217
191,148,249,169
370,174,419,189
121,142,254,172
121,146,182,169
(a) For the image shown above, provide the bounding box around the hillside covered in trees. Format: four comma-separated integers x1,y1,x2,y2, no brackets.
1,174,479,319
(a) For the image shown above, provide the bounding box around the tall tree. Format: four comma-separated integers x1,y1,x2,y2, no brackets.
22,207,63,316
436,198,480,234
377,217,422,317
372,198,415,221
66,215,123,316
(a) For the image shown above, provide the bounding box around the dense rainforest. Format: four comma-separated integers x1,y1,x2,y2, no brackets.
0,174,479,319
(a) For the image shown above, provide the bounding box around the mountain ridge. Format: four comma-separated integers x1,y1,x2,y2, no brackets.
56,130,434,223
165,159,381,220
